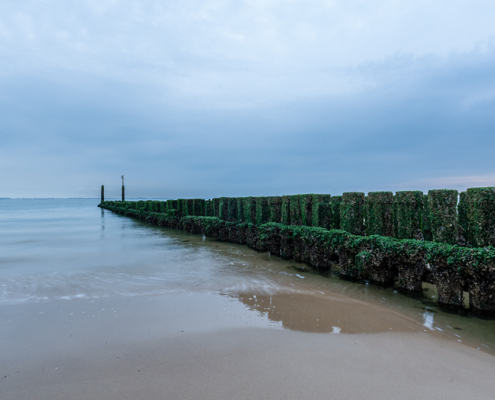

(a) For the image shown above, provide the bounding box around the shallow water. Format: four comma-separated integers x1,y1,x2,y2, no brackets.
1,198,494,352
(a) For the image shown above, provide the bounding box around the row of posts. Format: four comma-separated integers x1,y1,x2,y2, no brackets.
108,187,495,248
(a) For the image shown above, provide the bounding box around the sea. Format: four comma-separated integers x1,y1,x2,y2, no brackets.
1,198,494,351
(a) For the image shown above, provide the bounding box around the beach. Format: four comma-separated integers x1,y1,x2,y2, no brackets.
2,292,495,399
1,199,494,399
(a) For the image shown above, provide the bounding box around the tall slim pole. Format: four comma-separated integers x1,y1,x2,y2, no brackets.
101,185,104,203
121,175,125,201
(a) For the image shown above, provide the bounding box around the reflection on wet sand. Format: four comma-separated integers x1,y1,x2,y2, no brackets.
233,291,422,334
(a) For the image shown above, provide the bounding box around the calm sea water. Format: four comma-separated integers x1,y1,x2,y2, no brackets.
1,199,494,350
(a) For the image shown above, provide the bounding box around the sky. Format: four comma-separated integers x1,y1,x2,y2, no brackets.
1,0,495,199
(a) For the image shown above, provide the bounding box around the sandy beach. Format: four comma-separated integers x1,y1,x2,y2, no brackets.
2,290,495,400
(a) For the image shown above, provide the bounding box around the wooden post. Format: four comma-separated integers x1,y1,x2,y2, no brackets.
121,175,125,202
101,185,104,203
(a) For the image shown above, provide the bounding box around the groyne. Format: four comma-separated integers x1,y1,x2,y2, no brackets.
99,188,495,314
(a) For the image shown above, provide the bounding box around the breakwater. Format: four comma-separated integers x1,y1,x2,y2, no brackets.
99,188,495,314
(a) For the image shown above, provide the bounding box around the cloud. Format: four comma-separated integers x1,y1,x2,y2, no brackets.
0,1,495,197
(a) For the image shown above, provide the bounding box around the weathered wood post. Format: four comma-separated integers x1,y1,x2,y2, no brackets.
121,175,125,202
394,191,423,240
365,192,394,237
467,187,495,247
101,185,104,203
340,192,365,235
428,189,458,245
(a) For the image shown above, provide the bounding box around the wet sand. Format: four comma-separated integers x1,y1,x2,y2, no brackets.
2,291,495,400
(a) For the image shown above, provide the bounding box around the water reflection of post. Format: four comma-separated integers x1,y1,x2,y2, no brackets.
423,309,435,330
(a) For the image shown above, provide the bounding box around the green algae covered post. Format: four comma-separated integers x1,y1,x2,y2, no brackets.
204,200,211,216
428,189,458,245
289,195,302,225
159,201,166,213
101,185,104,203
365,192,394,237
330,196,342,229
193,199,205,216
299,194,313,226
228,198,238,222
256,197,270,225
212,198,220,217
281,196,291,225
185,199,194,215
219,197,229,220
182,199,190,216
422,194,433,241
467,187,495,247
177,199,186,216
394,191,423,240
268,196,282,223
168,200,178,211
340,192,365,235
314,202,333,230
457,191,468,244
243,197,257,224
236,198,245,222
311,194,331,227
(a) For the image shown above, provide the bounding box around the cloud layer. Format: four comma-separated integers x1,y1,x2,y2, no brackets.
1,1,495,198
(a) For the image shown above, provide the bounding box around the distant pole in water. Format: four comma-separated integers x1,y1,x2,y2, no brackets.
101,185,104,203
121,175,125,201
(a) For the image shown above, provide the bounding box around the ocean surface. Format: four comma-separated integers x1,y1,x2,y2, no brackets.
1,198,494,351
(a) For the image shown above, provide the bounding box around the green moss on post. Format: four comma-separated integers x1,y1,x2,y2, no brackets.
219,197,229,220
168,200,178,211
289,195,302,225
394,191,423,240
458,192,468,244
314,202,333,229
422,195,433,241
340,192,365,235
243,197,257,224
268,196,282,223
203,200,211,216
299,194,313,226
467,187,495,247
228,198,239,222
365,192,394,237
330,196,342,229
428,189,458,245
193,199,205,216
176,199,186,216
236,198,245,222
281,196,291,225
256,197,270,225
185,199,193,216
311,194,331,227
211,198,220,217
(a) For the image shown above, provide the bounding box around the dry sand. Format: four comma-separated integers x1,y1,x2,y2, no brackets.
1,291,494,400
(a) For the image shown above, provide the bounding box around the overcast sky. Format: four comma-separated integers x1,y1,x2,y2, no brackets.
1,0,495,198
